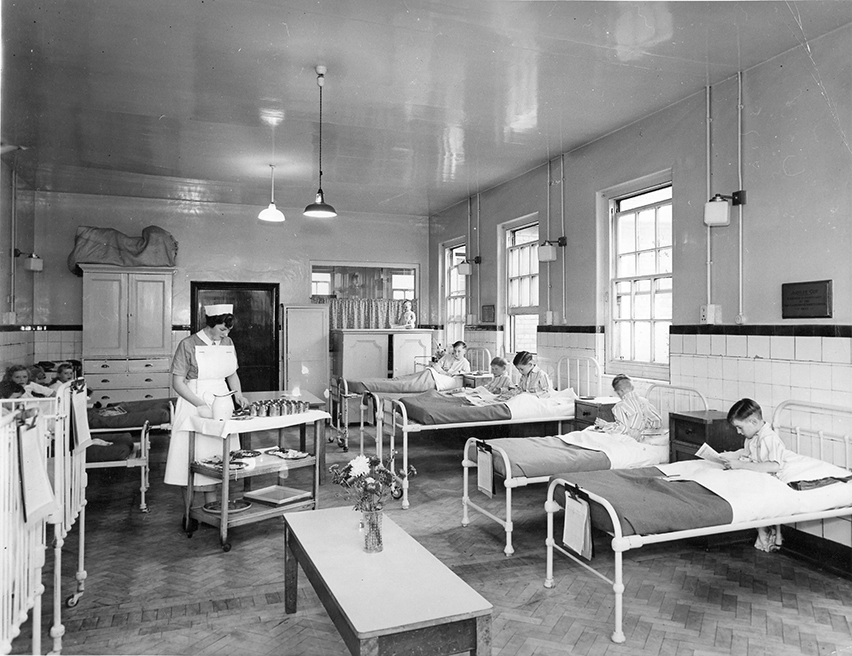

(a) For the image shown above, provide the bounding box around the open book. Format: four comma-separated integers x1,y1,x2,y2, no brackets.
695,442,727,465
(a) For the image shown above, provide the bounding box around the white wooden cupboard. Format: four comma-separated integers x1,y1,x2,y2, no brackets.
81,264,174,405
282,305,330,401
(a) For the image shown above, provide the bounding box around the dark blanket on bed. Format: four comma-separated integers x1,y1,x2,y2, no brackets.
346,369,437,394
400,390,511,425
467,437,610,478
88,398,172,430
552,468,733,536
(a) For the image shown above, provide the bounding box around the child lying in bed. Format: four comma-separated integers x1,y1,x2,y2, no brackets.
720,397,790,552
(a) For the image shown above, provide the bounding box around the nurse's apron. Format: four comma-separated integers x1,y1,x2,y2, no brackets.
164,340,239,487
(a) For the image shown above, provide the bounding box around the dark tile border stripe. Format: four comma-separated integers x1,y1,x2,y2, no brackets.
538,325,604,333
671,324,852,338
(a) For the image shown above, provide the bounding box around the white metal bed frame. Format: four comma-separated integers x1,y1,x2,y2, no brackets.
330,346,494,453
542,399,852,644
86,421,154,513
461,382,709,556
383,355,603,509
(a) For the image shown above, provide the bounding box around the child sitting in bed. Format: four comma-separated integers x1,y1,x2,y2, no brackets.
595,374,662,441
499,351,553,399
484,356,514,394
49,362,76,390
431,341,471,377
3,365,56,398
720,398,790,552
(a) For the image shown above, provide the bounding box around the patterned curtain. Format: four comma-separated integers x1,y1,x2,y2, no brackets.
313,298,417,330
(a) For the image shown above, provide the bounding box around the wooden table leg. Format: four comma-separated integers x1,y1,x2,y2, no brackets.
315,419,326,484
284,523,298,614
474,614,492,655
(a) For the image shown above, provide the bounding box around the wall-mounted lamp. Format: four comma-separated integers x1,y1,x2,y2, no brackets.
458,255,481,276
14,248,43,272
538,236,567,262
704,190,746,227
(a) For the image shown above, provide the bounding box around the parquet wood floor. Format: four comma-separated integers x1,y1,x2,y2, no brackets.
11,426,852,655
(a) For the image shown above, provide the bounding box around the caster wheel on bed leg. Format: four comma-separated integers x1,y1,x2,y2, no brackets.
222,542,231,553
65,594,79,608
391,486,403,500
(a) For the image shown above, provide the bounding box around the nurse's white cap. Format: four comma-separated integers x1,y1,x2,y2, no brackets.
204,304,233,316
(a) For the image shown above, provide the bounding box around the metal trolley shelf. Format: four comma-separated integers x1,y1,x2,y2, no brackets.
182,408,330,551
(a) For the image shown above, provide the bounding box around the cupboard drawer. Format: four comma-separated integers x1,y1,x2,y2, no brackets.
574,398,618,424
128,358,170,373
84,359,128,374
87,372,171,389
90,387,171,405
671,419,705,446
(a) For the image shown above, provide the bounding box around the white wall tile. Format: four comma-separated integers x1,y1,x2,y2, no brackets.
754,359,773,385
727,335,747,358
771,361,791,387
696,334,711,356
770,335,795,360
737,381,755,402
832,364,852,393
737,358,755,383
810,363,832,391
707,356,723,380
747,335,770,359
693,356,709,379
795,336,822,362
790,361,811,388
710,334,726,356
669,334,683,355
722,357,738,382
823,337,851,364
682,335,697,355
754,382,772,403
831,390,852,409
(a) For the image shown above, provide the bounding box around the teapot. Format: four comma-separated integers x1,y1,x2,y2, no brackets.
203,390,237,420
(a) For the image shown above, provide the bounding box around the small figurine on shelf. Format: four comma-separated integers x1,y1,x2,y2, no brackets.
392,299,417,329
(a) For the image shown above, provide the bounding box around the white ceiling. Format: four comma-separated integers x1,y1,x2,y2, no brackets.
3,1,851,217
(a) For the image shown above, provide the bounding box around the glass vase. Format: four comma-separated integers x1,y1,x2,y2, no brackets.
361,510,383,553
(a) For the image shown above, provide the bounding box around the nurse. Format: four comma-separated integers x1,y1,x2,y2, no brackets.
164,304,247,504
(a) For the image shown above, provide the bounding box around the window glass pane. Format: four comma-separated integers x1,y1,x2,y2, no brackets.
509,279,519,307
636,209,655,250
615,280,631,294
511,314,539,353
637,251,656,275
654,290,672,320
615,321,631,361
656,276,672,291
634,292,651,320
509,249,519,275
616,214,635,254
531,250,539,275
654,322,670,363
658,248,672,274
617,254,635,277
619,186,672,212
615,292,632,319
519,246,530,275
657,205,672,247
634,322,651,362
531,276,538,306
636,279,651,293
513,225,539,246
519,277,530,306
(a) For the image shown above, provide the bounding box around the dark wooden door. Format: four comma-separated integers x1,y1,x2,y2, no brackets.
190,282,279,392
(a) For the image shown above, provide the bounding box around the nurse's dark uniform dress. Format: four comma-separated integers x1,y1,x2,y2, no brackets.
164,330,240,487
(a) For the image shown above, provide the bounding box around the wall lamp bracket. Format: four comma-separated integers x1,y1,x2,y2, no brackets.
14,248,44,272
704,190,746,227
458,256,481,276
538,237,566,262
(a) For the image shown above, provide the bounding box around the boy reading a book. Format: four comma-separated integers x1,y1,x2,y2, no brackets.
720,397,790,552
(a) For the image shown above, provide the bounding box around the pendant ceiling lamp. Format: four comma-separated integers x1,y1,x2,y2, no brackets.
258,164,285,222
304,65,336,218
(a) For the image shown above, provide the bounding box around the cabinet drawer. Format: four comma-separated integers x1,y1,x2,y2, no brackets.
574,398,618,424
90,387,171,405
128,358,171,373
672,420,705,446
671,440,699,462
87,372,170,389
84,359,129,374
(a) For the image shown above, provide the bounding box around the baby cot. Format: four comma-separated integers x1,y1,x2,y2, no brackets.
543,399,852,644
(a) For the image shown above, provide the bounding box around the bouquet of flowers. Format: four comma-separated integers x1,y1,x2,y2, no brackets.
328,452,415,512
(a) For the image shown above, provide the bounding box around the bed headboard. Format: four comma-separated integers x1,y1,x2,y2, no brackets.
772,400,852,468
644,383,708,425
555,356,603,397
466,347,493,372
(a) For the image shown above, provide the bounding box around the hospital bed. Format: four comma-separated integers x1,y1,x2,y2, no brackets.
543,399,852,644
383,355,603,509
85,397,173,513
462,383,708,555
330,346,493,452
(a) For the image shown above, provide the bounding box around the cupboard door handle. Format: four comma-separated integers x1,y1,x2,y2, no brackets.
144,363,153,368
100,364,109,369
101,378,111,384
144,378,153,383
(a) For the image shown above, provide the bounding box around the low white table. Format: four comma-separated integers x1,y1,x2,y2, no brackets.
284,506,492,655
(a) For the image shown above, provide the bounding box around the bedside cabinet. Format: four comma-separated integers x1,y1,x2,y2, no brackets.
573,397,619,430
669,410,743,462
